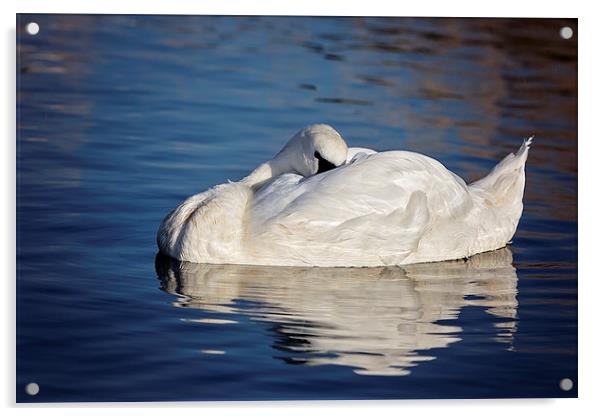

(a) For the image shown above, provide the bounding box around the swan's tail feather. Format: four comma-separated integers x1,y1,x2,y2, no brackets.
520,136,534,154
469,137,533,207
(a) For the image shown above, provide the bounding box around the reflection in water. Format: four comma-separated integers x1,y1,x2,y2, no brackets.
156,248,518,376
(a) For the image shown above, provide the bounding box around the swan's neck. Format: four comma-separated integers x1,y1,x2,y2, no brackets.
241,159,288,189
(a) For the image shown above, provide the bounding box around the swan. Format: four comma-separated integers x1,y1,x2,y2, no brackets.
157,124,532,267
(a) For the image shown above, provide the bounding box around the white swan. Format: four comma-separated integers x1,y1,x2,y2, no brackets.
157,124,532,267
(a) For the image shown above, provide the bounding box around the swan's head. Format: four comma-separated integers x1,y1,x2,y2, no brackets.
278,124,348,177
242,124,349,188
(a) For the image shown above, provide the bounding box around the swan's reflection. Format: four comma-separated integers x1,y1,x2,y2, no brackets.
155,248,518,376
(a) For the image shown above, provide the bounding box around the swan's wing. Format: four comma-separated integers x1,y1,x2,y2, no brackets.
256,151,471,224
250,151,473,265
346,147,376,163
252,173,305,226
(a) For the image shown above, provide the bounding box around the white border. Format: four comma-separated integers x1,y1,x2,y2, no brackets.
3,0,600,414
8,0,582,17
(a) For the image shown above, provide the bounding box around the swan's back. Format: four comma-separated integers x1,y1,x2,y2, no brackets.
247,151,475,266
253,151,472,227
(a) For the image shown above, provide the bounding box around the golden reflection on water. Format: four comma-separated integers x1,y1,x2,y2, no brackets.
156,248,518,376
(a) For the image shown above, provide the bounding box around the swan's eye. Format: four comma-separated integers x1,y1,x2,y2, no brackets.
314,151,337,174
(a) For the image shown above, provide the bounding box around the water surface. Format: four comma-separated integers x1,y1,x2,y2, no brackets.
16,15,577,402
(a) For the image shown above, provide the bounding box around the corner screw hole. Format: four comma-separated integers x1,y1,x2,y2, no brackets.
25,382,39,396
560,26,573,40
26,22,40,36
559,378,573,391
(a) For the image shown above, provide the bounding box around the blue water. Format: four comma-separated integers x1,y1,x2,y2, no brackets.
16,15,577,402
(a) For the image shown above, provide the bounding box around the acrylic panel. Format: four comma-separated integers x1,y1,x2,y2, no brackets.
16,14,577,402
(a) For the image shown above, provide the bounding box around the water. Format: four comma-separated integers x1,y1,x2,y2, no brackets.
16,15,577,402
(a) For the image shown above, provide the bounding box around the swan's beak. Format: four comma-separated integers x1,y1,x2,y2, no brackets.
315,152,337,174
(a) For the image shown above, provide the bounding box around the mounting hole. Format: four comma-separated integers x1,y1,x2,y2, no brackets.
25,22,40,36
25,382,39,396
559,26,573,40
559,378,573,391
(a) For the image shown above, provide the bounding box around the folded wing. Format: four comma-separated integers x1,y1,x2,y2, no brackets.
249,151,473,266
